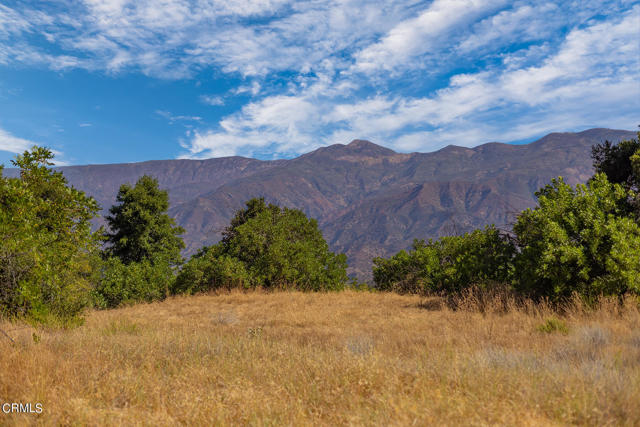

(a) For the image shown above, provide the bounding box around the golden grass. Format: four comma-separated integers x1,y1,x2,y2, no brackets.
1,290,639,426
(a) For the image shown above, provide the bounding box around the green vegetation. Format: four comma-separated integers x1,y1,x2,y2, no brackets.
173,198,348,293
373,226,515,294
0,147,100,324
513,173,640,300
592,132,640,217
374,133,640,302
2,134,639,323
536,317,569,334
103,174,185,265
94,175,185,308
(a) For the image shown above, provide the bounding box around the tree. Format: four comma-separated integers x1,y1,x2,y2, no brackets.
104,175,184,265
591,132,640,190
592,132,640,218
0,147,100,323
513,174,640,300
96,175,184,307
173,198,348,292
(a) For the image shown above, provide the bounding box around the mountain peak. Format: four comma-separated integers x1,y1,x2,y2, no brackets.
345,139,396,155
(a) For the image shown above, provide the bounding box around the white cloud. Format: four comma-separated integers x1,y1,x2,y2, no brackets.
200,95,225,106
233,81,262,96
180,6,640,158
456,3,559,53
1,1,638,161
352,0,507,73
155,110,202,124
0,127,35,153
0,128,68,165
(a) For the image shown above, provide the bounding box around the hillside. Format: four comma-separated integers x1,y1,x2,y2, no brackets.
3,128,635,278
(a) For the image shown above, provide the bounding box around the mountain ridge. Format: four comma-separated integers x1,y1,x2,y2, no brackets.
2,128,636,279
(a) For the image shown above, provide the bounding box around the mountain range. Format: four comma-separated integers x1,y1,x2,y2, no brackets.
3,128,635,279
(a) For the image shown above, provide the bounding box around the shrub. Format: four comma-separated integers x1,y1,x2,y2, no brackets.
223,198,348,290
373,225,515,293
172,248,250,295
92,256,173,309
591,132,640,218
513,174,640,301
537,317,569,334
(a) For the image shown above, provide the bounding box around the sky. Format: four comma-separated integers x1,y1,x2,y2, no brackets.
0,0,638,166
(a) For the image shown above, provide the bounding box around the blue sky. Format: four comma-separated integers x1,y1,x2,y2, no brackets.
0,0,638,166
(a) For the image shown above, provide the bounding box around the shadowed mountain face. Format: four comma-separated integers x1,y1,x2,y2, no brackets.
3,128,635,279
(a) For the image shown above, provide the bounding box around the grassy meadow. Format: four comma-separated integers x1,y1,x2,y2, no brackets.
1,290,639,426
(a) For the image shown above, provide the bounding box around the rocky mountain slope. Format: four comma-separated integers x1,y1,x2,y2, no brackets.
4,128,635,279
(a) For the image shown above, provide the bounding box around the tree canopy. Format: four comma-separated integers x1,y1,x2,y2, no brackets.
94,175,184,308
0,147,100,323
173,198,347,293
514,174,640,300
104,174,184,265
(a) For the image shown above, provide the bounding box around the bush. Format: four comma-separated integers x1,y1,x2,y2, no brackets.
373,225,515,294
171,248,250,295
223,198,348,290
591,132,640,219
92,256,173,309
514,174,640,300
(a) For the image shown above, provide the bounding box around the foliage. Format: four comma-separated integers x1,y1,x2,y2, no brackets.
92,256,173,309
174,198,348,292
95,175,184,307
592,132,640,218
591,132,640,190
171,247,250,295
104,174,184,265
513,174,640,300
373,226,515,293
0,147,100,324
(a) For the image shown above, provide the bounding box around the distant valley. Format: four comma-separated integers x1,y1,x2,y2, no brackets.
3,128,635,279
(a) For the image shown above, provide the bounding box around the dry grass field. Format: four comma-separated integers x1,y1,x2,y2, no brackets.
1,290,639,426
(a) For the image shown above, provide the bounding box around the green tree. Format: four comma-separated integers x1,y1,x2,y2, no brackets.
0,147,100,323
592,132,640,218
104,175,184,265
373,225,515,293
174,198,348,292
96,175,185,307
513,174,640,300
592,132,640,190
